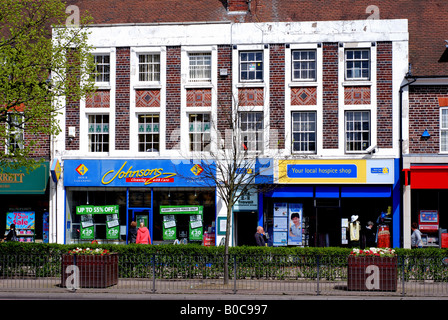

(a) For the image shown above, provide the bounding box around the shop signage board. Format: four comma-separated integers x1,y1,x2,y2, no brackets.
0,162,49,194
76,205,119,214
278,159,395,184
233,188,258,211
63,159,215,187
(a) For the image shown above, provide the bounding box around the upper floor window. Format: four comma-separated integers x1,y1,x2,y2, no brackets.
240,51,263,82
240,112,263,152
345,111,370,152
189,113,211,152
292,111,316,153
441,108,448,152
189,53,211,82
6,113,23,153
345,49,370,80
292,50,316,81
88,114,109,152
138,54,160,82
94,55,110,83
138,114,160,152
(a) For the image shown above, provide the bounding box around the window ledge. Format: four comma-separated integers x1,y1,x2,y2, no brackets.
236,82,265,88
289,82,318,87
133,83,162,90
94,84,111,90
184,83,213,89
342,81,372,87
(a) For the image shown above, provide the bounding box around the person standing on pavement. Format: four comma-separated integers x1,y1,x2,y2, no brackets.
136,222,152,244
3,223,17,242
254,226,267,246
129,221,137,244
411,222,423,248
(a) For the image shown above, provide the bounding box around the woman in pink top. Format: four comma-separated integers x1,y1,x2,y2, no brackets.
136,222,152,244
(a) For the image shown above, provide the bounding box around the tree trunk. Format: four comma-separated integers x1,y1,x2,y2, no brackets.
223,201,232,285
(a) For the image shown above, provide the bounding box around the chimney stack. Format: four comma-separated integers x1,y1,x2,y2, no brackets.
227,0,249,12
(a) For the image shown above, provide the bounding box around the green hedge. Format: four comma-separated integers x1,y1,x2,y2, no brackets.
2,242,448,258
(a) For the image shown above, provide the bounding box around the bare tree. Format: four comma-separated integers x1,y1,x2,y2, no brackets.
176,91,282,284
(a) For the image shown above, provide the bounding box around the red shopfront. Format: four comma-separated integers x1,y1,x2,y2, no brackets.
405,166,448,248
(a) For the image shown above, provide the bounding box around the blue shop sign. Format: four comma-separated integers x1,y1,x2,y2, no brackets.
63,159,215,187
287,164,358,179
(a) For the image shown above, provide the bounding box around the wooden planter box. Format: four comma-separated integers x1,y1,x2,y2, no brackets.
61,254,118,288
347,256,397,291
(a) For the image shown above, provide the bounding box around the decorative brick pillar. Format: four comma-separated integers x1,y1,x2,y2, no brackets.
115,47,130,150
217,45,232,146
65,97,80,150
322,43,339,149
377,41,393,148
166,46,181,150
269,43,285,150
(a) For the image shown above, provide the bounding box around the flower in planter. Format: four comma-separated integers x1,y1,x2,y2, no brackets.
68,247,112,255
350,247,396,257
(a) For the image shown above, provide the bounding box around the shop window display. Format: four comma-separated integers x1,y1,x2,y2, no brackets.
67,189,127,243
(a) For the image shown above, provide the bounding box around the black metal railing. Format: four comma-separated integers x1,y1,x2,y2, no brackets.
0,253,447,297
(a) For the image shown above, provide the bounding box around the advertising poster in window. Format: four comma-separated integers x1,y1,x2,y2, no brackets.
288,203,303,246
106,214,120,240
273,203,288,246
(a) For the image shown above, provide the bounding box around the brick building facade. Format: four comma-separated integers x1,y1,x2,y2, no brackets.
44,0,448,247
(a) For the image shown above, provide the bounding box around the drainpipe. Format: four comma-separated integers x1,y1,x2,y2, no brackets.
399,75,416,247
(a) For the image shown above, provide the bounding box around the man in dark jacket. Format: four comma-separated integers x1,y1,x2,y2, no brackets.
254,226,267,246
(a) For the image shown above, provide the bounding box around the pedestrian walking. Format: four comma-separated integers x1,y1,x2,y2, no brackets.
136,222,152,244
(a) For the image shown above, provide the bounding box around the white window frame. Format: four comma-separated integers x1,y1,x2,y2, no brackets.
345,110,371,153
441,108,448,153
189,113,211,152
6,113,24,154
239,112,264,152
239,51,263,82
93,54,110,83
345,49,370,81
138,53,160,82
188,52,212,83
88,114,110,152
291,111,317,153
292,49,317,82
138,114,160,152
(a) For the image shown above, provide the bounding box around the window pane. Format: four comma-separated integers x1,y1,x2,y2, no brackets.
345,111,370,152
291,111,316,152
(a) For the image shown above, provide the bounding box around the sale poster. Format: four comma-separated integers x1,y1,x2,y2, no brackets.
6,212,35,230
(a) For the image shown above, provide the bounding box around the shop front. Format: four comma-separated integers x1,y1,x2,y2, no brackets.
0,162,50,242
264,159,400,248
403,165,448,248
63,159,215,244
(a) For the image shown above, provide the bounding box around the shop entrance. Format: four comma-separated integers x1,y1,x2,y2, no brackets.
129,208,153,242
234,211,258,246
313,198,341,247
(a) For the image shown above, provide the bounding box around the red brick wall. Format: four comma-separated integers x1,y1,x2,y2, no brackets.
115,47,130,150
269,43,285,149
65,95,80,151
227,0,248,12
166,46,181,150
217,45,232,142
377,42,393,148
408,85,448,153
26,131,50,159
322,43,339,149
